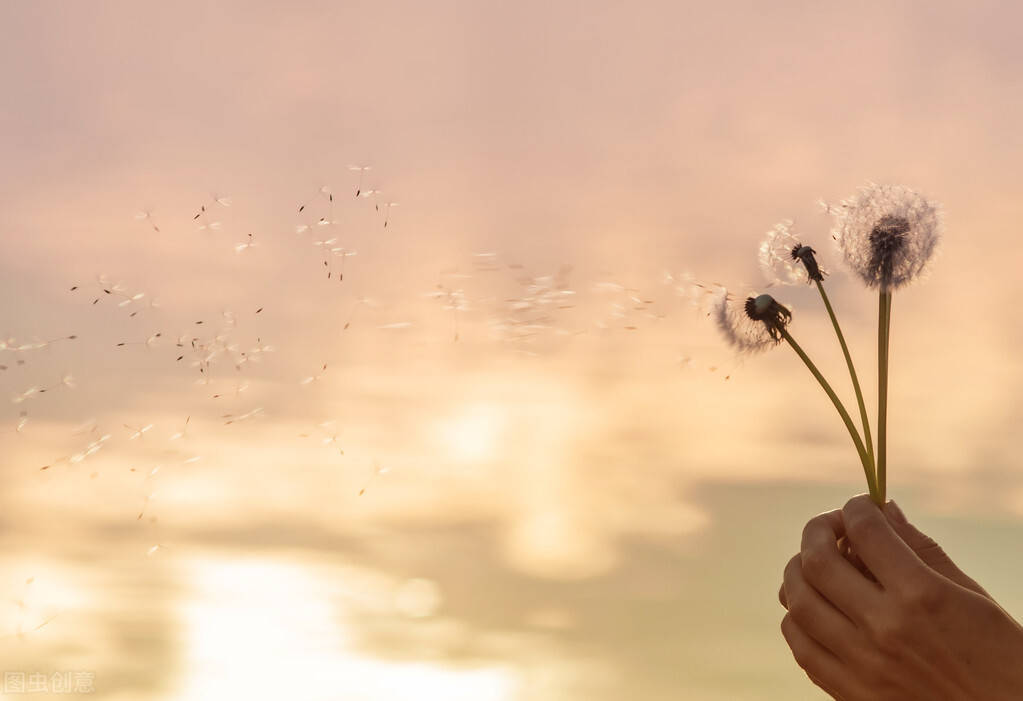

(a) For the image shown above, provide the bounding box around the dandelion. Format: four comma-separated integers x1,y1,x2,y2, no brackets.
760,221,876,486
829,183,941,291
712,289,785,354
828,183,942,502
714,288,877,498
758,220,825,286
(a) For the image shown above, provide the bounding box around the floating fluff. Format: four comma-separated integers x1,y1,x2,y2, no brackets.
759,220,825,285
828,183,941,290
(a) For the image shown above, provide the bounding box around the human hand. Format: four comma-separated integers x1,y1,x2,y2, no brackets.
778,494,1023,700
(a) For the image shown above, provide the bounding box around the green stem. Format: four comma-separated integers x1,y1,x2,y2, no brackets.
780,327,879,503
815,280,876,479
877,290,893,504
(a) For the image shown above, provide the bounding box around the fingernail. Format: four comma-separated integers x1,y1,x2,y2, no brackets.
885,500,907,524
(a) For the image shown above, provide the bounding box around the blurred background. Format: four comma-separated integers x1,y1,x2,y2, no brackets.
2,1,1023,699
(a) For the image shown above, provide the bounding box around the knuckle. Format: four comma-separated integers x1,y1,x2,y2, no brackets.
779,613,794,645
870,668,904,699
873,626,902,655
783,553,802,580
844,510,883,542
866,616,907,655
897,575,943,613
843,493,873,512
800,514,826,543
800,546,830,582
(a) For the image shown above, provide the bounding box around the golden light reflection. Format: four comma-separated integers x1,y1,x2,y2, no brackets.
437,403,506,464
179,558,515,701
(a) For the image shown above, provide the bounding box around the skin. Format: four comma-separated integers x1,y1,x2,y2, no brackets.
778,494,1023,700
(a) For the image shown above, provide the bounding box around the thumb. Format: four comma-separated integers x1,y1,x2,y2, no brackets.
884,500,989,598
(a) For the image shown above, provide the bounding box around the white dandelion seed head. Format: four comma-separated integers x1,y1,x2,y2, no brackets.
758,220,825,286
830,183,942,290
712,288,788,355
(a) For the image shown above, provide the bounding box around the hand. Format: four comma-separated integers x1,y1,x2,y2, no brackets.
778,494,1023,700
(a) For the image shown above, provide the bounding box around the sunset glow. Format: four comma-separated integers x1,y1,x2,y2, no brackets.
3,2,1023,699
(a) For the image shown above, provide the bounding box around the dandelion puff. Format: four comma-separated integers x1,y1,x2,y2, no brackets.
712,288,791,354
759,220,825,285
829,183,941,290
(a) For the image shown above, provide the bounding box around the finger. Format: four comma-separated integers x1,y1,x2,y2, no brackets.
778,548,874,610
801,509,882,621
783,554,859,658
780,613,866,701
842,494,932,589
884,500,990,597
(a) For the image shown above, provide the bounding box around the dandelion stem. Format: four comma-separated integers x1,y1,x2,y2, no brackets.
877,290,893,504
779,327,879,502
815,280,875,479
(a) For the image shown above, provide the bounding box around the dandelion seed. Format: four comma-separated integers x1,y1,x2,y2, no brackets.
382,201,398,228
303,421,345,456
118,292,146,308
359,460,388,496
138,493,153,520
125,423,154,440
348,165,372,197
828,183,941,290
12,386,40,404
342,297,375,330
115,332,162,348
66,433,111,465
300,363,328,385
223,407,263,425
135,209,161,233
234,233,258,253
169,416,190,441
331,248,356,281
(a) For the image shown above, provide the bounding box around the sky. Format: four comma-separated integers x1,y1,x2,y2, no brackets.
2,1,1023,699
